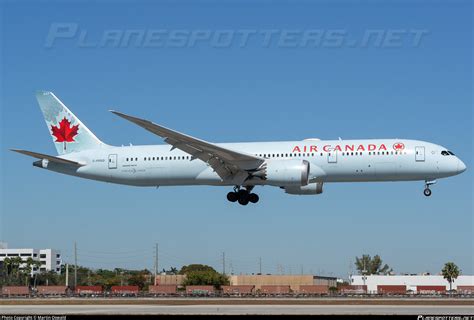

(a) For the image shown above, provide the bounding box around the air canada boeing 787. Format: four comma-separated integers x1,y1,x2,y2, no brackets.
12,91,467,205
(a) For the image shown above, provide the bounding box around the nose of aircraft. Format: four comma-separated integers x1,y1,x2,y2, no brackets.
457,159,467,173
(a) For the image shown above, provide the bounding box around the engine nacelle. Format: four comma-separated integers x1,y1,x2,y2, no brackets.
262,159,310,187
284,182,324,195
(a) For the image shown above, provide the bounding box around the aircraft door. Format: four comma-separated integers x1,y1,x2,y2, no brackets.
415,146,425,162
108,154,118,169
327,151,337,163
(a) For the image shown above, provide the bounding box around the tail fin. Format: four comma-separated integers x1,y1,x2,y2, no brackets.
36,91,106,155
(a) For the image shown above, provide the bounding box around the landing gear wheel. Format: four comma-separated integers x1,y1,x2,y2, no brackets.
238,189,248,198
423,188,432,197
238,194,250,205
227,192,238,202
249,193,259,203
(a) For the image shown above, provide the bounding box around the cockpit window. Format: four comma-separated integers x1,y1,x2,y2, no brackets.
441,150,449,156
448,151,455,156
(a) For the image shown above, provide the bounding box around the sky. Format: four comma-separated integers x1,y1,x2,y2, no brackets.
0,0,472,279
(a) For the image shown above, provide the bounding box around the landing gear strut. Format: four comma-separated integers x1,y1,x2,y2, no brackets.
424,180,436,197
227,186,259,205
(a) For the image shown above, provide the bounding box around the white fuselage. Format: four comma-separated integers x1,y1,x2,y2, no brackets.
39,139,465,187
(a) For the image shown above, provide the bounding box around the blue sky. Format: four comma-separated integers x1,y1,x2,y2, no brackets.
0,0,472,278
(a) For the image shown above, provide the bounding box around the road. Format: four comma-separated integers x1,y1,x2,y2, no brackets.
1,302,473,315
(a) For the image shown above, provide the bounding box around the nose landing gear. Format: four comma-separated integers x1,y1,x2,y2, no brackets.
424,180,436,197
423,188,432,197
227,186,259,205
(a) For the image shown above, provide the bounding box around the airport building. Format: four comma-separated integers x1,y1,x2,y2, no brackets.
155,274,186,286
155,273,337,291
350,274,474,294
230,275,337,291
0,243,62,275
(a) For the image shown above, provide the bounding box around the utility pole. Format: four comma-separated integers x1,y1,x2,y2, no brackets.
362,259,367,286
222,252,226,275
74,242,77,288
154,243,158,285
65,264,69,287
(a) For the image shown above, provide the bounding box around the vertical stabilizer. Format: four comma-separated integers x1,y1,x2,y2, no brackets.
36,91,106,155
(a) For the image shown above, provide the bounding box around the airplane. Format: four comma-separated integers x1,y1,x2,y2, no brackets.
11,91,467,205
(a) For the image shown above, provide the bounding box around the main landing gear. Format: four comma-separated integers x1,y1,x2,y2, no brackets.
424,180,436,197
227,186,259,205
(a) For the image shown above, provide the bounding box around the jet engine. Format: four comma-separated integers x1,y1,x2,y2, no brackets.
251,159,310,187
284,182,324,195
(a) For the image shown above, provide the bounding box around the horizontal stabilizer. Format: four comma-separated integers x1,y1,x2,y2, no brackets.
10,149,85,166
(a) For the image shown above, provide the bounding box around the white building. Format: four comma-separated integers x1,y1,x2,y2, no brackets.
350,274,474,293
0,244,62,275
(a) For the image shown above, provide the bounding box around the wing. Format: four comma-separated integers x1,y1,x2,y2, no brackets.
110,111,264,181
10,149,85,166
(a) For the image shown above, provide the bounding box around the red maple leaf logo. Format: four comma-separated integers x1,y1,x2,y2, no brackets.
51,117,79,151
393,142,405,151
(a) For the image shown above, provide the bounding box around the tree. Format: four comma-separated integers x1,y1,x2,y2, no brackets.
442,262,460,292
180,264,229,288
355,254,392,275
2,257,25,285
179,264,217,275
36,271,61,286
23,257,41,286
162,267,178,275
128,273,147,290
